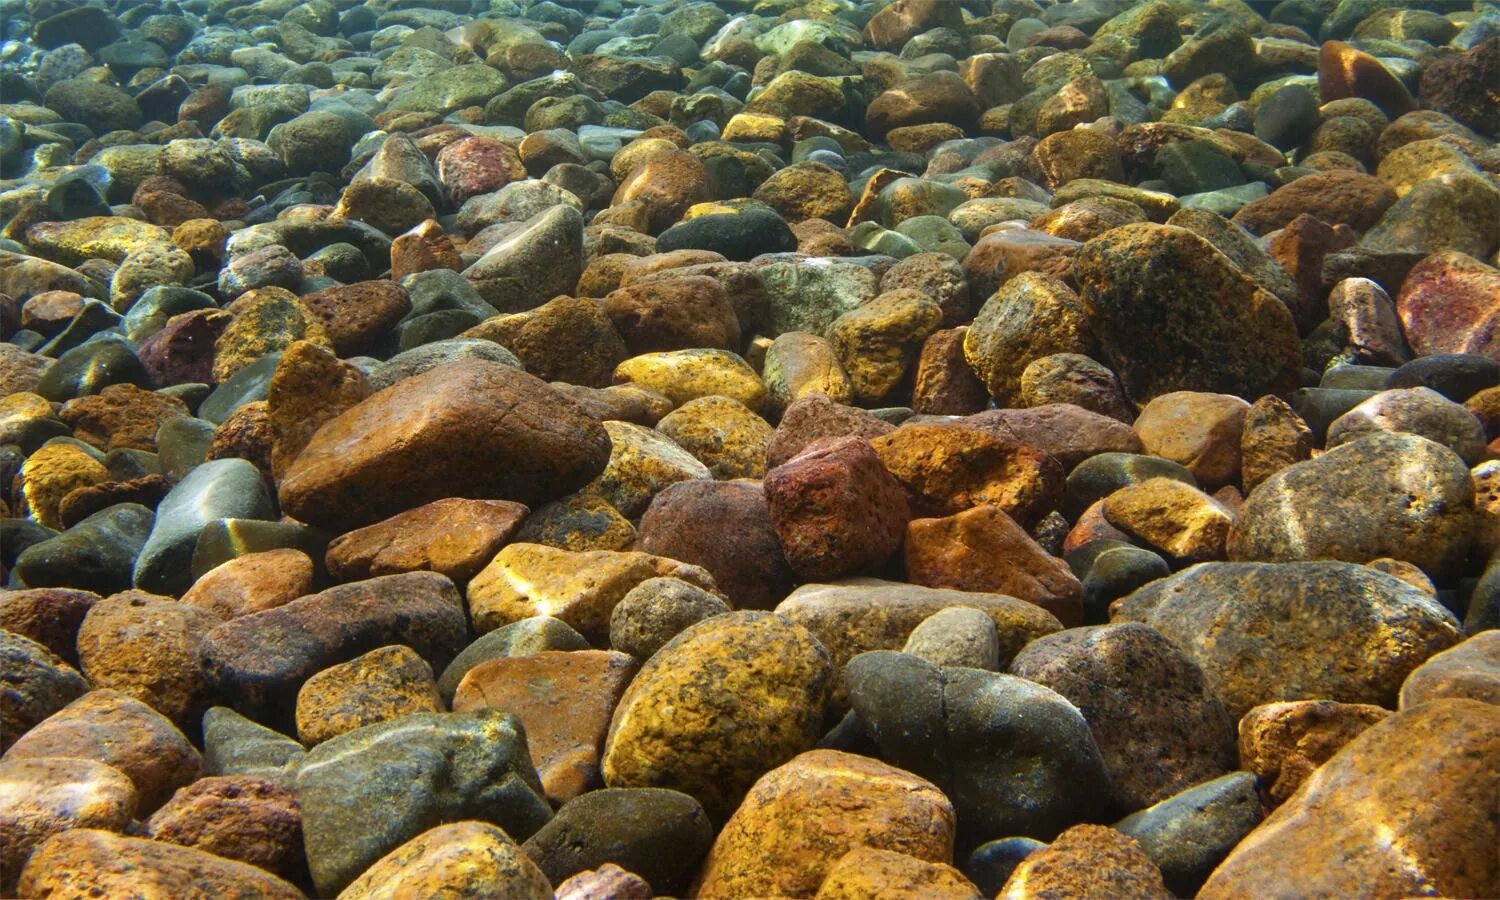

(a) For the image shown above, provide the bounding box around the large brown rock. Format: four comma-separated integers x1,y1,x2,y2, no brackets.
278,360,610,529
1200,700,1500,899
324,498,528,584
181,549,314,621
0,631,87,753
1395,250,1500,359
1230,170,1397,236
75,591,221,727
1237,700,1391,805
0,757,136,894
693,749,955,899
1399,630,1500,709
142,775,304,880
17,829,303,899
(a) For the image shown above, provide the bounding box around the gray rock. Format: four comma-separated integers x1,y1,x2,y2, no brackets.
1326,387,1487,465
1115,772,1264,897
903,607,1001,670
386,64,509,115
198,353,282,425
1113,561,1463,717
367,338,519,390
609,577,731,661
758,257,878,336
14,503,154,595
462,205,584,313
35,336,151,402
155,415,216,482
201,705,306,786
295,709,552,894
134,459,276,595
435,616,590,703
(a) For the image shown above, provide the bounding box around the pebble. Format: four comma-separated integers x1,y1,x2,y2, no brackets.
340,821,553,900
0,757,137,895
522,787,713,895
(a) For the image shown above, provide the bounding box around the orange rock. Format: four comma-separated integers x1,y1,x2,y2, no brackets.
999,824,1170,900
325,498,528,583
340,821,552,899
816,846,981,899
1133,391,1250,489
904,505,1084,626
1318,40,1415,117
1237,699,1392,805
611,149,710,234
871,423,1064,525
0,757,137,894
1102,478,1234,562
693,749,956,899
58,383,188,452
295,644,444,745
182,549,314,620
75,592,222,726
143,776,304,880
453,650,639,803
265,339,374,480
389,218,463,282
18,829,303,899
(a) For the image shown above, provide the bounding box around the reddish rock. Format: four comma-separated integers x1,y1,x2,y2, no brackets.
143,776,304,880
325,497,529,583
436,136,527,205
764,436,910,582
20,290,84,334
905,504,1084,626
1396,250,1500,358
4,689,203,815
636,479,795,610
611,149,711,234
453,650,639,803
912,328,989,416
871,423,1064,525
1063,498,1134,554
207,400,275,478
181,549,315,620
999,825,1170,900
967,405,1143,470
138,309,231,386
1133,392,1251,489
0,757,137,895
1231,170,1397,236
0,631,87,753
1265,214,1356,330
57,474,172,528
390,218,464,283
0,587,99,664
604,275,741,354
75,591,222,726
299,280,411,357
765,395,896,470
962,227,1081,301
863,0,963,50
1418,36,1498,138
18,829,303,899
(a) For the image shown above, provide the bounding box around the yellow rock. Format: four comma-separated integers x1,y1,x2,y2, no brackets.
613,348,768,412
655,395,774,479
763,332,854,412
25,217,173,266
337,822,552,900
683,198,776,221
721,112,790,144
212,287,333,383
694,749,955,899
815,846,982,900
581,420,710,518
1103,477,1234,562
295,645,443,746
828,289,943,405
467,543,721,642
18,442,110,530
603,612,832,824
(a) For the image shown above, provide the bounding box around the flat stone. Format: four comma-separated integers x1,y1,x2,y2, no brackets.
181,549,314,620
17,830,302,899
325,498,528,584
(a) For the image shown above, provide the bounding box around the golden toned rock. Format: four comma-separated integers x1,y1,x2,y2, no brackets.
1237,700,1393,805
453,650,639,803
816,846,980,900
266,340,374,479
613,349,768,411
1102,478,1234,562
182,549,315,620
17,442,111,530
467,543,720,642
339,821,552,900
1399,631,1500,709
295,645,444,746
58,384,188,453
1134,391,1251,490
752,162,853,223
212,287,334,384
0,757,136,894
655,395,773,479
612,148,710,233
871,423,1064,524
325,498,528,584
827,289,943,405
603,612,831,822
721,112,788,144
582,420,711,518
1203,700,1498,899
763,332,855,413
18,829,303,899
905,505,1084,626
25,216,173,266
1240,394,1314,493
999,824,1170,900
963,272,1092,406
463,295,628,389
76,591,222,726
694,749,955,899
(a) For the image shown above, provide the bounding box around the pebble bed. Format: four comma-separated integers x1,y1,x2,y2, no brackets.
0,0,1497,896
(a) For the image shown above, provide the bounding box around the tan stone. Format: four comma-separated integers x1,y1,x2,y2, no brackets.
295,645,444,745
1399,631,1500,709
0,757,136,894
613,348,768,412
18,829,303,899
694,749,955,899
871,423,1064,524
816,846,980,899
1236,700,1392,805
468,543,720,642
582,420,711,518
1240,394,1314,493
213,287,333,384
17,442,110,530
904,505,1084,626
338,821,552,900
182,549,315,620
1102,477,1234,562
654,395,773,479
266,339,374,479
1203,700,1499,899
763,332,855,413
1133,391,1251,489
999,824,1170,900
76,592,222,726
453,650,639,803
324,498,528,583
143,776,304,880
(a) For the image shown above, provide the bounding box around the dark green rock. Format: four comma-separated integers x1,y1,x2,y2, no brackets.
42,79,142,135
1254,85,1321,150
1063,452,1197,519
521,787,713,895
965,837,1047,898
14,503,154,595
655,208,797,261
199,352,282,425
435,616,590,703
1115,771,1263,897
190,518,331,580
155,415,215,482
35,336,151,401
37,301,123,359
134,458,276,595
296,709,552,895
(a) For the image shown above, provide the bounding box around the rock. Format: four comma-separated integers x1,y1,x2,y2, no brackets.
764,436,910,582
1228,433,1476,576
142,775,303,881
0,757,136,895
972,405,1142,470
904,505,1083,626
0,587,98,665
816,847,982,900
846,652,1111,842
1074,224,1301,403
997,824,1170,900
602,611,831,822
200,571,469,725
612,348,767,411
325,498,527,584
963,272,1091,406
182,549,314,621
762,332,855,412
555,863,652,900
0,631,87,753
17,830,302,899
300,280,411,358
693,749,955,899
1326,386,1486,465
1102,478,1234,563
296,709,552,895
1400,631,1500,709
1418,36,1498,137
43,79,142,134
654,395,773,480
76,591,220,725
14,504,155,596
134,457,275,595
583,419,710,517
873,423,1064,525
522,788,712,896
903,606,1001,670
201,706,306,784
1236,700,1392,804
1010,623,1237,812
1361,172,1500,259
609,577,732,660
4,689,202,815
1114,772,1263,898
766,396,896,469
339,821,552,900
463,205,584,313
464,295,626,389
16,442,110,531
827,290,943,404
1113,561,1462,717
279,360,609,530
58,384,187,453
1240,395,1314,493
295,644,443,746
454,650,638,803
1200,700,1499,899
1133,392,1249,489
655,208,798,261
467,543,719,643
1230,170,1396,236
1395,250,1500,359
